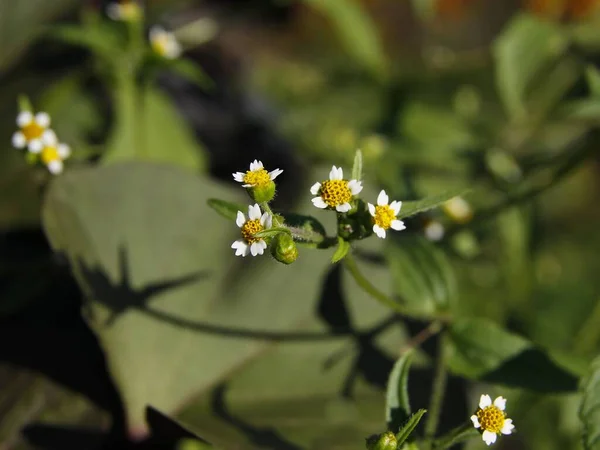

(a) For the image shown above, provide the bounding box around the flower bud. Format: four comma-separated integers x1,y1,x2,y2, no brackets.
365,431,397,450
270,233,298,264
248,180,276,203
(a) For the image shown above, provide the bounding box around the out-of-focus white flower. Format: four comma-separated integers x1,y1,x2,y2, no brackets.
367,190,406,239
149,26,182,59
39,131,71,175
471,394,515,446
311,166,362,213
424,220,445,241
12,111,53,153
231,204,272,257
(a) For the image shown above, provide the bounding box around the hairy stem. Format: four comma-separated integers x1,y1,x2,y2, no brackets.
424,332,449,449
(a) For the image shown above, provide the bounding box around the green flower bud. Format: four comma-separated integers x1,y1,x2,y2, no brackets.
365,431,397,450
270,233,298,264
248,180,276,203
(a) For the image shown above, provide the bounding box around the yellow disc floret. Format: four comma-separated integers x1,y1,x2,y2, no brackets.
41,146,60,165
373,205,396,230
243,169,271,187
319,179,353,207
476,405,506,434
22,122,44,140
241,219,264,243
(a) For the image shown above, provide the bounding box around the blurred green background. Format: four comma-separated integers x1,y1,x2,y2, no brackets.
1,0,600,449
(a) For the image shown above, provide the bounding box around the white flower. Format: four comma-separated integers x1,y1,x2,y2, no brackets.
471,394,515,446
310,165,362,213
40,136,71,175
149,26,182,60
367,190,406,239
232,159,283,188
12,111,52,152
231,204,273,257
106,0,142,21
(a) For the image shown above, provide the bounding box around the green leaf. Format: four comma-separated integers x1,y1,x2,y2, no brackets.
49,23,123,63
385,235,457,315
398,190,469,220
585,65,600,97
559,99,600,121
41,163,395,444
580,355,600,450
352,149,363,181
254,227,292,239
207,199,245,221
301,0,388,78
447,318,578,392
103,84,206,170
385,352,412,433
395,409,427,447
493,13,567,119
278,211,328,245
332,237,351,263
167,58,213,89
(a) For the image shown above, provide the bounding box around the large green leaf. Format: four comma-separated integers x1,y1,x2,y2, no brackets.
42,163,398,446
301,0,388,79
580,355,600,450
385,235,457,316
493,13,567,119
447,318,578,393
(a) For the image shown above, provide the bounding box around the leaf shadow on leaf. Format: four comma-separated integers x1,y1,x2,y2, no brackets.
210,382,302,450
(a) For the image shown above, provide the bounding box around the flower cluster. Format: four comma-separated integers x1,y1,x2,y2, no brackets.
12,110,71,174
229,158,408,261
471,394,515,446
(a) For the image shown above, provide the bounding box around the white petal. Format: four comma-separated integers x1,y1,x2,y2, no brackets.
479,394,492,409
106,3,122,19
493,396,506,411
250,242,261,256
310,182,321,195
389,200,402,215
47,160,63,174
260,212,269,226
17,111,33,127
348,180,363,195
312,197,328,209
367,203,376,217
482,430,497,446
241,184,253,188
41,129,57,145
236,211,246,227
149,25,164,40
233,172,245,182
250,160,263,171
264,214,272,229
164,40,182,59
35,112,50,128
58,143,71,159
12,132,26,148
470,415,480,428
248,204,261,220
501,419,514,435
231,240,249,257
28,139,43,154
391,220,405,231
377,190,388,206
336,203,351,213
269,168,283,180
329,165,342,180
373,224,386,239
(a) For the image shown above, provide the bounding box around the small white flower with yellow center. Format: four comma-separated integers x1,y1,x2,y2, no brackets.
38,131,71,175
12,111,53,153
149,26,182,60
231,204,273,257
368,190,406,239
470,394,515,446
233,160,283,188
106,0,142,22
310,166,362,213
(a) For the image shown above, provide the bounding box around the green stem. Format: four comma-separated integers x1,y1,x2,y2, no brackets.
573,296,600,355
423,332,449,450
344,254,421,319
432,423,478,450
259,202,284,227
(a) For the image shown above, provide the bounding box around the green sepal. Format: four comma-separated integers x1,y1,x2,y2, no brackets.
365,431,397,450
270,233,298,264
395,409,427,447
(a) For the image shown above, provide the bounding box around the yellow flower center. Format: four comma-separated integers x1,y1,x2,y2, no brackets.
241,219,264,244
476,406,506,434
41,146,60,165
373,205,396,230
22,122,45,140
243,169,271,187
319,179,353,207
